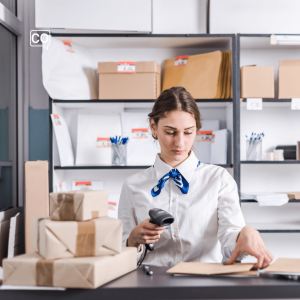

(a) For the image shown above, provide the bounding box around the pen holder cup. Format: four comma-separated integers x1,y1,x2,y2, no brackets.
111,144,127,166
246,140,262,161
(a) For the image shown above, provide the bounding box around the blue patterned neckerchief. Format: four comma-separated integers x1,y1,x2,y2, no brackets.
151,161,201,197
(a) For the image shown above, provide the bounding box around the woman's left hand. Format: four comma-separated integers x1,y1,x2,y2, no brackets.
224,226,274,269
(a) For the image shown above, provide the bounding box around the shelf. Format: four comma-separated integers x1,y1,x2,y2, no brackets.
241,98,292,103
239,34,300,50
54,164,233,170
52,99,234,109
241,160,300,164
247,222,300,233
241,199,299,203
51,34,233,49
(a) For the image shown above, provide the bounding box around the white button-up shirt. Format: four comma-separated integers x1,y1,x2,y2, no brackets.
118,151,246,267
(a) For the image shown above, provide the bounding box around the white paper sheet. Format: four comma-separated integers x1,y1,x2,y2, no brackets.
54,181,69,193
108,194,120,219
76,113,122,166
210,129,229,165
7,213,20,259
241,192,289,206
0,285,66,291
122,112,160,165
42,37,97,100
71,181,104,191
51,114,74,167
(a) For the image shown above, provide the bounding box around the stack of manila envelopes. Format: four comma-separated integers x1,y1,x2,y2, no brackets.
3,248,136,289
167,262,255,276
162,50,232,99
31,217,122,259
49,190,108,221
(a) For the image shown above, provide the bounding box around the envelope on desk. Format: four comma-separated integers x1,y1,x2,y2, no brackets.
167,262,254,275
262,258,300,275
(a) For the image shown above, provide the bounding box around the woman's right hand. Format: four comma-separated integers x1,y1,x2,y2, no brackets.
127,218,166,248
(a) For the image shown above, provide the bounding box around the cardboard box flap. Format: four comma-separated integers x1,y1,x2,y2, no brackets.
98,61,161,74
279,59,300,67
167,262,254,275
264,258,300,273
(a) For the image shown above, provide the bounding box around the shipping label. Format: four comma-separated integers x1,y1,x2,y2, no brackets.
75,181,92,190
96,137,111,148
53,114,62,126
132,128,149,139
174,55,188,66
196,131,213,142
63,41,75,53
117,61,136,73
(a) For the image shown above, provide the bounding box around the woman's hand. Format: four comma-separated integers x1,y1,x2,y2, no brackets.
224,226,274,269
127,218,166,248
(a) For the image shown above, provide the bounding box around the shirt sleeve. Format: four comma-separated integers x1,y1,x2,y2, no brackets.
118,178,146,264
217,169,247,262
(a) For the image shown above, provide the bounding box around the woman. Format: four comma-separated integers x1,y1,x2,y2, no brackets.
118,86,273,268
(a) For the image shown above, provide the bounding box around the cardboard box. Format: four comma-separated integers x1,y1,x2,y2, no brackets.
31,217,122,259
278,60,300,99
287,192,300,200
98,61,161,99
3,247,137,289
50,190,108,221
162,51,232,99
25,161,49,253
241,66,274,98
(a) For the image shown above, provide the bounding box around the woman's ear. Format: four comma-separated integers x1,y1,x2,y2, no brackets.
149,119,157,139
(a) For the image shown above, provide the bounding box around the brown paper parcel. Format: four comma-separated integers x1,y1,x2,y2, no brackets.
49,190,108,221
32,217,122,259
167,262,254,275
3,248,137,289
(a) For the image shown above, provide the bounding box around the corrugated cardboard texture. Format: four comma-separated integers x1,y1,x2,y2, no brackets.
25,161,49,253
162,51,232,99
31,217,122,259
241,66,274,98
98,61,161,99
49,190,108,221
279,59,300,98
3,248,137,289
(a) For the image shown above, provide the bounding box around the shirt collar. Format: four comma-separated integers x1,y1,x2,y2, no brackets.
153,151,199,183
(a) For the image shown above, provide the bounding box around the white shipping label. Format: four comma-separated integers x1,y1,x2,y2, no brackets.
96,138,111,148
195,131,213,142
117,61,136,73
63,41,75,53
53,114,62,125
74,181,92,190
247,98,263,110
174,55,188,66
132,128,149,139
291,98,300,110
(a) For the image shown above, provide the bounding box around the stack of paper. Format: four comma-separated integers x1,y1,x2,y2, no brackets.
162,50,232,99
241,192,289,206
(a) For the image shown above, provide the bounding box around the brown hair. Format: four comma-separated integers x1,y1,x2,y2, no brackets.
148,86,202,140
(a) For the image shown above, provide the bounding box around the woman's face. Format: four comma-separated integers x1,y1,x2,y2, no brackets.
150,110,197,166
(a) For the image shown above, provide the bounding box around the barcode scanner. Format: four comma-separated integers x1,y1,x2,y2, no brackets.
138,208,175,267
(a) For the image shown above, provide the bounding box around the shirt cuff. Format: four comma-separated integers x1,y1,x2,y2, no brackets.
222,230,248,262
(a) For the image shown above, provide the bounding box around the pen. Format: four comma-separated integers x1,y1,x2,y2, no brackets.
143,265,153,276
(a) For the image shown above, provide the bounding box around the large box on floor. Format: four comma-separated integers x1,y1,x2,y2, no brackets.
32,217,122,259
25,161,49,253
49,190,108,221
278,60,300,99
3,248,136,289
97,61,161,99
241,66,274,98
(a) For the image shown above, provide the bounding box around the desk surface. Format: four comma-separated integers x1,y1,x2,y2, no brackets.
1,266,300,300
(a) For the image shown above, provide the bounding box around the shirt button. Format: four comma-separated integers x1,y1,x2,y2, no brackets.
172,198,176,202
174,234,177,239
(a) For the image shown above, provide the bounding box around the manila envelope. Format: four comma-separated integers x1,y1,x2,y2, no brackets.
32,217,122,259
167,262,254,275
263,258,300,274
3,248,136,289
50,190,108,221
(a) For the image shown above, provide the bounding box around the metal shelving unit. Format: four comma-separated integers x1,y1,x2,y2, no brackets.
49,33,239,194
237,33,300,234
